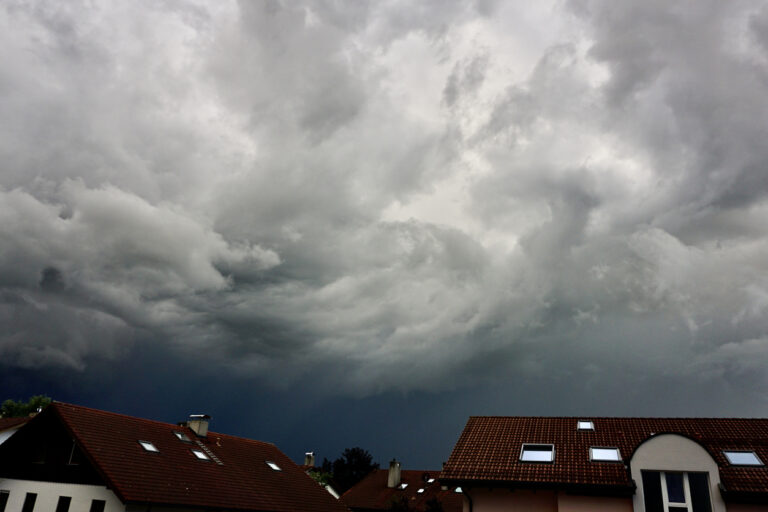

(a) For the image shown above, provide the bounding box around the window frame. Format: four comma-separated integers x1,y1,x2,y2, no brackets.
266,460,281,471
138,440,159,453
589,446,622,462
660,471,692,512
173,431,192,443
577,420,594,431
519,443,555,463
191,449,211,461
723,450,764,466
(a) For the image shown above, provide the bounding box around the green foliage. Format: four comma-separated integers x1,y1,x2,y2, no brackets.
1,395,52,418
321,446,380,493
308,468,334,487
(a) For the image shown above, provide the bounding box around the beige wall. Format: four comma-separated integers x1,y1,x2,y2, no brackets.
557,493,633,512
0,478,125,511
466,488,557,512
629,433,726,512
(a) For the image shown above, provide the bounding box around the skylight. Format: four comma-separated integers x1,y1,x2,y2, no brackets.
138,440,159,453
455,487,463,493
427,478,435,483
398,483,408,490
520,444,555,462
266,461,281,471
173,431,191,442
417,488,425,494
724,451,764,466
577,420,594,430
191,449,210,460
590,447,621,462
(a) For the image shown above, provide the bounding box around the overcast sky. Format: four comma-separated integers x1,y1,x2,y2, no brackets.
3,0,768,468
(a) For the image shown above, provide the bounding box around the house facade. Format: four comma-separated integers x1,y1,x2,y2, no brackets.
0,402,350,512
440,417,768,512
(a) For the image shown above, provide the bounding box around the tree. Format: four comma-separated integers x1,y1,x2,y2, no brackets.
322,447,379,493
1,395,52,418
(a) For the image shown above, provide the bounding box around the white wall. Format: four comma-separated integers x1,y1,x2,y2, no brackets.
0,478,125,511
629,433,727,512
0,428,19,445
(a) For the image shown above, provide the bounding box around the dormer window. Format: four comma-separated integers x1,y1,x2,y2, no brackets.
191,449,210,460
266,461,281,471
520,444,555,462
590,447,621,462
138,441,159,453
577,420,594,430
723,451,764,466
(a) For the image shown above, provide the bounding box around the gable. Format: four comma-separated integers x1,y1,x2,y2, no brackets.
0,410,104,486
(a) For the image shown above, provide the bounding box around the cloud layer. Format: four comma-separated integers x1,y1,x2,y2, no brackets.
3,0,768,405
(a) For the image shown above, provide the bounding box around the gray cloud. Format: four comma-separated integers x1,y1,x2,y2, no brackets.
2,0,768,410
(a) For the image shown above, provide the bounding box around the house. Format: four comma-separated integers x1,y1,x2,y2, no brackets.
343,459,463,512
0,402,350,512
0,417,29,446
440,416,768,512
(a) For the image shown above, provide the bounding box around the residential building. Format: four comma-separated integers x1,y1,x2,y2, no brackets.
343,459,463,512
440,416,768,512
0,402,350,512
0,417,28,446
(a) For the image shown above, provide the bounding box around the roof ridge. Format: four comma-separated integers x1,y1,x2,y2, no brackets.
469,415,768,420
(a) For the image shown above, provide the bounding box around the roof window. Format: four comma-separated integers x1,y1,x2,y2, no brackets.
577,420,594,430
723,451,764,466
417,488,425,494
520,444,555,462
266,461,281,471
590,447,621,462
138,440,159,453
173,431,192,442
191,449,210,461
455,487,463,493
427,478,435,483
398,483,408,490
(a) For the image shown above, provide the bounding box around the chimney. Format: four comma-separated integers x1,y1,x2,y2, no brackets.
387,459,401,488
187,414,211,438
304,451,315,467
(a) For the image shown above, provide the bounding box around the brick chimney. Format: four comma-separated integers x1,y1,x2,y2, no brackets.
188,414,210,437
304,451,315,466
387,459,401,488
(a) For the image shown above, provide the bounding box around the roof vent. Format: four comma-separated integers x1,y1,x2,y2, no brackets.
304,451,315,466
188,414,211,438
387,459,402,488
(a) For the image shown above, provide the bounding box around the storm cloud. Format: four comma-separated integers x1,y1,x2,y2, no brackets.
2,0,768,411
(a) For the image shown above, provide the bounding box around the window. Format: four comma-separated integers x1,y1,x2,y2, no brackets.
191,449,210,460
427,478,435,483
455,487,463,493
90,500,106,512
0,491,9,512
520,444,555,462
67,442,82,465
577,420,594,430
138,440,159,452
266,461,281,471
641,471,711,512
21,493,37,512
398,483,408,490
417,488,425,494
590,446,621,462
56,496,72,512
173,431,192,443
723,450,763,466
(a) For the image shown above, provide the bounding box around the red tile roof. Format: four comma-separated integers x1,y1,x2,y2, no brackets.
47,402,349,512
0,417,29,431
441,416,768,495
342,469,463,512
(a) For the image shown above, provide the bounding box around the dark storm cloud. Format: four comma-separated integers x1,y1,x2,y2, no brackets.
2,0,768,411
